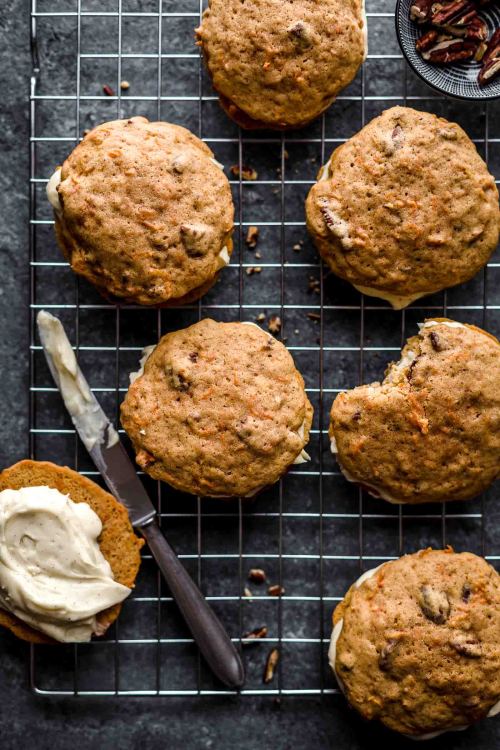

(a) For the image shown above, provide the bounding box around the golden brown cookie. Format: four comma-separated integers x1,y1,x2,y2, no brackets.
47,117,234,306
330,319,500,504
196,0,366,130
306,106,499,308
120,319,313,497
0,460,143,644
330,549,500,737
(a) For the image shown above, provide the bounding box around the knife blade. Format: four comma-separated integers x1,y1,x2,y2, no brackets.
36,310,245,689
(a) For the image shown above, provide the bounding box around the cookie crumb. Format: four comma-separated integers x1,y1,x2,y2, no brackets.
307,312,321,321
120,80,130,90
255,312,266,323
246,266,262,276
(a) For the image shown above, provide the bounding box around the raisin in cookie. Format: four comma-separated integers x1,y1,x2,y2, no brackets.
47,117,234,306
306,106,499,308
196,0,366,130
120,319,313,497
330,319,500,504
330,548,500,737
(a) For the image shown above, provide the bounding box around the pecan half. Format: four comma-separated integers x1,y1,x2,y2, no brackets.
422,37,479,63
431,1,477,30
420,585,451,623
479,29,500,85
416,29,439,52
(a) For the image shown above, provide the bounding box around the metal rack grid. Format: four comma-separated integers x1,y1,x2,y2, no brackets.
28,0,500,698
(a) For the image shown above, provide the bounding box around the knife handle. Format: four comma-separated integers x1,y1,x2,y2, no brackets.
139,519,245,689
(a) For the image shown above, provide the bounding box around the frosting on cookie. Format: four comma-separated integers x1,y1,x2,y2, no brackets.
0,485,130,642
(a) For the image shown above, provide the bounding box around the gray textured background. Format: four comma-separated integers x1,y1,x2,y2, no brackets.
1,0,500,747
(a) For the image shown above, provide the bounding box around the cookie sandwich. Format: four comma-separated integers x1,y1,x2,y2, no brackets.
196,0,367,130
121,319,313,497
306,106,499,308
47,116,234,306
330,319,500,504
330,548,500,738
0,460,143,643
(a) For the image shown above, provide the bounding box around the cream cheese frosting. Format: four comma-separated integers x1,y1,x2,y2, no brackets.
329,564,500,739
37,311,119,452
0,486,130,642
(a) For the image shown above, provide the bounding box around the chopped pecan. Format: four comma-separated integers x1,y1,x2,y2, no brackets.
267,584,285,596
450,633,482,658
242,626,268,643
378,638,401,671
230,164,258,181
245,225,259,249
410,0,435,22
422,37,479,63
248,568,267,583
420,585,451,623
268,315,282,334
287,20,314,47
263,648,280,683
462,583,472,602
180,223,212,256
479,29,500,85
429,331,442,351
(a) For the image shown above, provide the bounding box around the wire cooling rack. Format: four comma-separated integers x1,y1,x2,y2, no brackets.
28,0,500,697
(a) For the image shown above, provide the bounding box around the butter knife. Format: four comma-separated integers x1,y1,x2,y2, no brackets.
36,310,245,689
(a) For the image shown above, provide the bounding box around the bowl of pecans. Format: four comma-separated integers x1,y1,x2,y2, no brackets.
396,0,500,99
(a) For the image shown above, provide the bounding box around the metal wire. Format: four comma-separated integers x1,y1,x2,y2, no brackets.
28,0,499,697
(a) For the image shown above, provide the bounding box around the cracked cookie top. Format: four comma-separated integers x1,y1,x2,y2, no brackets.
120,319,313,497
329,318,500,504
332,549,500,737
50,117,234,306
306,106,499,307
196,0,366,129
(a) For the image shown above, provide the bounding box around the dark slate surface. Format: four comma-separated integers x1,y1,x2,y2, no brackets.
1,0,500,747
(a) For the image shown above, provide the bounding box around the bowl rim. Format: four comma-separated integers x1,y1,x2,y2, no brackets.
394,0,500,102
